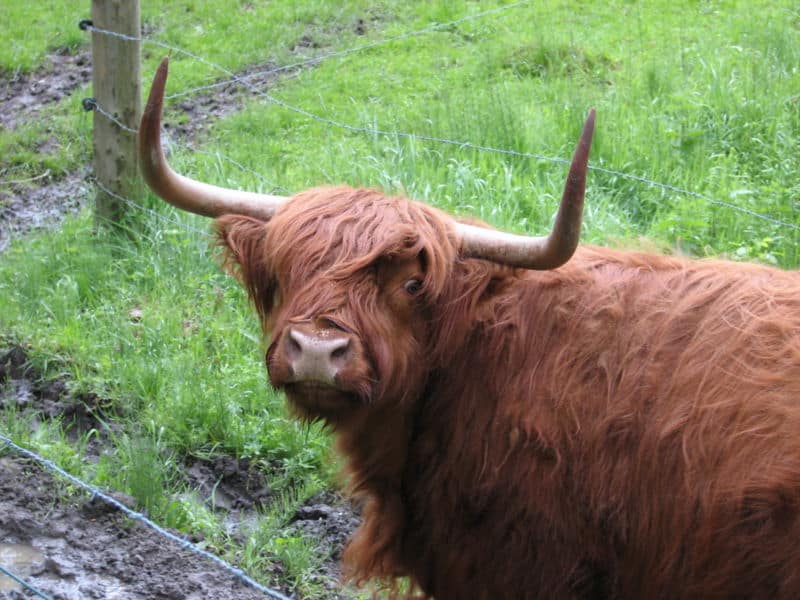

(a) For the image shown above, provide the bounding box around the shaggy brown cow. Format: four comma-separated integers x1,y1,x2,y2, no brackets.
139,57,800,599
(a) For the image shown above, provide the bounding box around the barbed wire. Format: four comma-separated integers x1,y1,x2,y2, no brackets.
82,98,290,195
84,1,531,100
5,8,786,599
186,144,291,195
0,432,293,600
94,179,213,238
3,8,794,600
0,563,53,600
82,97,137,132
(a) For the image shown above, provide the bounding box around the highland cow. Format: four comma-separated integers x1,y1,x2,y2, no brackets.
139,57,800,598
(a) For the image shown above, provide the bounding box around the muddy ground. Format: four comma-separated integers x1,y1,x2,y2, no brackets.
0,46,94,252
0,455,276,600
0,41,360,599
0,346,359,599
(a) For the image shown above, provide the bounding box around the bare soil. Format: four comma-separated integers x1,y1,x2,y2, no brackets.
0,47,94,252
0,456,275,600
0,43,360,599
0,170,90,253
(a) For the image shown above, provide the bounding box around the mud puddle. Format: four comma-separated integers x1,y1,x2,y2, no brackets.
0,543,44,592
1,29,365,597
0,456,274,600
0,169,90,253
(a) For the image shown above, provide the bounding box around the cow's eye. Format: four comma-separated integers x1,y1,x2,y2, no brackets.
403,279,423,295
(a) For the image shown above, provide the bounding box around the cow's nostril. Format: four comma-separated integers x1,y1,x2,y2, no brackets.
330,340,351,363
286,331,303,359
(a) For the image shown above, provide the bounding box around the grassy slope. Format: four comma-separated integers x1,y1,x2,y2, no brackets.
1,0,799,596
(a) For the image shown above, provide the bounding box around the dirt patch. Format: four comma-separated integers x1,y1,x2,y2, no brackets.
288,491,362,581
183,454,273,543
185,455,273,514
0,36,363,596
0,48,301,251
0,345,117,458
0,455,278,600
0,42,92,246
0,48,92,131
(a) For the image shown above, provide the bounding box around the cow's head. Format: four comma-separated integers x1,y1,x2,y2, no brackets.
138,57,594,425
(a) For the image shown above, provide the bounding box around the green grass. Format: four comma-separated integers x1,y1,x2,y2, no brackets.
1,0,799,597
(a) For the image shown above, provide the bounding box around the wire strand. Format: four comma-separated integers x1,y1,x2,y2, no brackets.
90,101,139,133
88,96,800,233
185,144,292,194
85,9,800,234
85,101,291,195
93,179,213,238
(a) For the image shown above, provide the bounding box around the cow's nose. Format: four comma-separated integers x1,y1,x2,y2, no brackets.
284,324,352,385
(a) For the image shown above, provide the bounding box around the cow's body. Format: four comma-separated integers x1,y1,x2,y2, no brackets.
218,190,800,598
324,239,800,598
359,247,800,598
138,59,800,598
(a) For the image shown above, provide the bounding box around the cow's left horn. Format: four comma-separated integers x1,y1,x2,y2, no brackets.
457,109,595,270
139,56,287,220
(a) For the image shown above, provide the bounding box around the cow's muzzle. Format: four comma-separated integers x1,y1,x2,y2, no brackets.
277,322,354,387
284,323,353,385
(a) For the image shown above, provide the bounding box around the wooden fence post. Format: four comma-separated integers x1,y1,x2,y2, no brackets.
90,0,142,227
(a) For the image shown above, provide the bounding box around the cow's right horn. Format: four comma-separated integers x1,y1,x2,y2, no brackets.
457,109,595,270
138,56,288,220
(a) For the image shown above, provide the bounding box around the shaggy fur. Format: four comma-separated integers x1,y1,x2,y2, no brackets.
217,186,800,599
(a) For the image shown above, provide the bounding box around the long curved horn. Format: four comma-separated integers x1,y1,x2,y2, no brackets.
457,108,595,270
138,56,287,220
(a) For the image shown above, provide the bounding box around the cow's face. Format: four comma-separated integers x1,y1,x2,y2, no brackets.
216,187,457,424
138,59,592,424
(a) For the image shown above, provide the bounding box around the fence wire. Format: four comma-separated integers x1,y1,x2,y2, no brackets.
85,0,532,99
86,92,800,234
164,0,533,101
93,179,214,237
0,563,53,600
1,6,794,600
82,93,289,196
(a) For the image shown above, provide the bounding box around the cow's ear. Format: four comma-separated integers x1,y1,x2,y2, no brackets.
215,215,279,321
215,215,269,278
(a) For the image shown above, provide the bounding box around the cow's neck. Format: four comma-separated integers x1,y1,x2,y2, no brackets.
336,402,416,497
335,401,421,583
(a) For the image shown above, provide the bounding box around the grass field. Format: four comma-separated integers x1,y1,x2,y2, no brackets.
1,0,799,597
